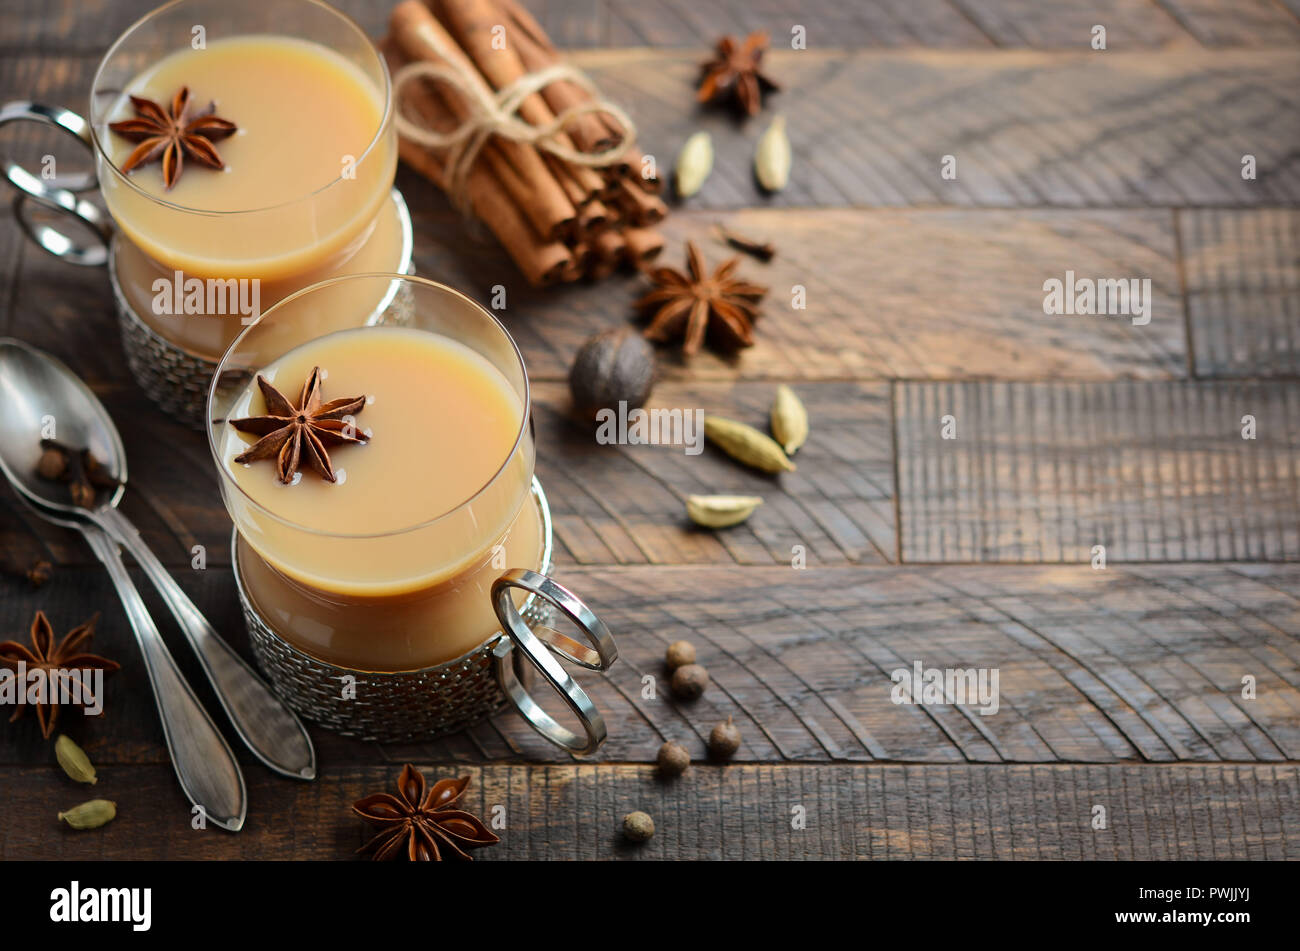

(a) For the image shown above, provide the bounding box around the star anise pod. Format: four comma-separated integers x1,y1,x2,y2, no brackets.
0,611,119,739
228,367,369,485
108,86,237,190
697,31,780,117
353,764,499,861
637,241,767,356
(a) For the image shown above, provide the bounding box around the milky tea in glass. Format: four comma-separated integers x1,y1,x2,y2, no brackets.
91,0,398,357
208,276,544,672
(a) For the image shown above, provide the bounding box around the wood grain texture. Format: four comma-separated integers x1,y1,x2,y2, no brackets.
952,0,1194,49
416,207,1187,383
0,0,993,53
534,381,897,567
6,48,1299,209
4,563,1298,766
593,0,993,49
1157,0,1300,46
897,381,1300,563
1180,208,1300,377
0,762,1294,859
10,0,1299,52
576,48,1300,209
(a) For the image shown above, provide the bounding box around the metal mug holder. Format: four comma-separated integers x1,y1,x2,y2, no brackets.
232,479,617,754
0,100,415,429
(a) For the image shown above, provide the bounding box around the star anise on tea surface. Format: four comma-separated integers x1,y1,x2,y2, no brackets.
353,764,499,861
108,86,237,190
0,611,119,739
637,241,767,356
228,367,369,485
697,31,780,117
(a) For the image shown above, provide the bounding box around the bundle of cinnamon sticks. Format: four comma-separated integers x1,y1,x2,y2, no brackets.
383,0,667,286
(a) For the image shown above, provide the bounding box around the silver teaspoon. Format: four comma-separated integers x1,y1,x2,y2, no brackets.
0,338,315,780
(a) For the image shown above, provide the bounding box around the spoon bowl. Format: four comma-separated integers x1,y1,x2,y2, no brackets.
0,336,315,784
0,337,125,514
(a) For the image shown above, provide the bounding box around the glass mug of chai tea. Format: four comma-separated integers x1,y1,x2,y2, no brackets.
0,0,410,424
207,274,618,752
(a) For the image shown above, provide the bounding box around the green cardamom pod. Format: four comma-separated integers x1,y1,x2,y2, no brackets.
755,115,791,192
687,494,764,528
770,384,808,455
704,416,795,473
675,131,714,198
58,799,116,830
55,734,97,784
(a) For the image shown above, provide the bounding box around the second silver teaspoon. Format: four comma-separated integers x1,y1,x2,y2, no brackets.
0,338,315,780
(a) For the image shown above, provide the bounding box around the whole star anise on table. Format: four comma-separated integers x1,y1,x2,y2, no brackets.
353,764,499,861
108,86,237,189
228,367,369,485
0,611,119,739
638,241,767,356
697,31,780,117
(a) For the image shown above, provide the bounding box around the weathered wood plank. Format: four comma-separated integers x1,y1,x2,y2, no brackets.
897,381,1300,562
5,563,1298,767
534,381,896,567
0,762,1293,859
1180,209,1300,377
7,48,1299,210
468,207,1186,382
951,0,1194,49
595,0,993,49
1157,0,1300,46
12,0,1298,53
579,48,1300,209
0,0,993,53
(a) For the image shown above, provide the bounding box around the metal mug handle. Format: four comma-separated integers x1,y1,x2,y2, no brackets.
492,569,618,755
0,101,111,266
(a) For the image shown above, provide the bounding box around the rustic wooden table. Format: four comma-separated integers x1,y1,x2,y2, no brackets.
2,0,1299,860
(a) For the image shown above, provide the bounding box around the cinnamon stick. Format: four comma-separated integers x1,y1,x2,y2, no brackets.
588,228,626,280
383,38,572,286
432,0,606,199
495,0,623,154
390,0,575,241
577,199,609,235
612,177,667,226
622,227,665,264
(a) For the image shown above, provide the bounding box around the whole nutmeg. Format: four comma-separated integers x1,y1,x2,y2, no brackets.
657,741,690,777
568,326,656,420
670,663,709,700
622,810,655,842
709,716,742,760
664,639,696,670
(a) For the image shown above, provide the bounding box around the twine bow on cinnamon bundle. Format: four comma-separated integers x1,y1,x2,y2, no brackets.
383,0,667,286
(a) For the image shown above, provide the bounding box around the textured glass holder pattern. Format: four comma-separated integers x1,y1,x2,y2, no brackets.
232,479,556,743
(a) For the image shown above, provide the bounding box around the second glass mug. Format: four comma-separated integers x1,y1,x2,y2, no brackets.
0,0,409,425
208,274,619,752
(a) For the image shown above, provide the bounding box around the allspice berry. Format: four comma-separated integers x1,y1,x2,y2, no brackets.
670,663,709,700
709,716,741,760
657,741,690,777
37,447,67,481
25,559,52,588
623,810,655,842
568,326,656,420
68,479,96,510
665,640,696,670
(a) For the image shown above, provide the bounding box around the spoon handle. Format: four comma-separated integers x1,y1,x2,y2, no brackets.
97,507,316,781
81,527,247,832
